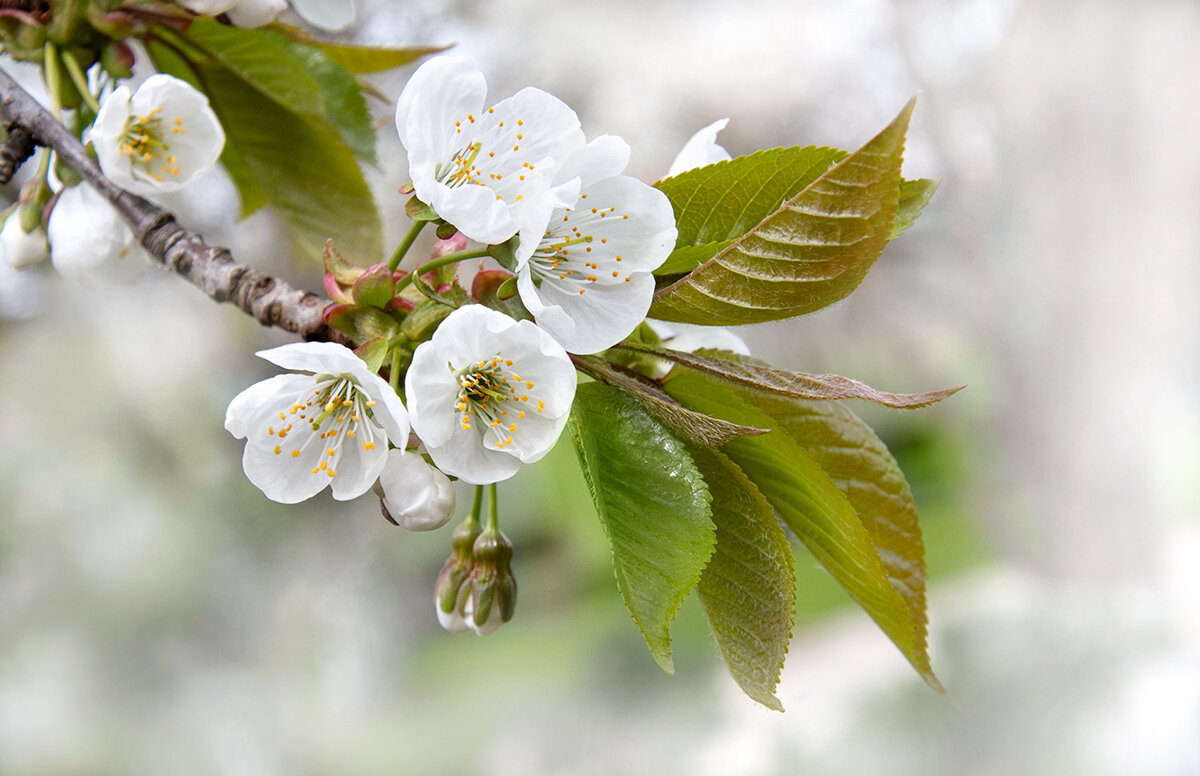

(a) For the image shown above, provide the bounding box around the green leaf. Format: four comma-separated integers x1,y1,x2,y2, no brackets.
744,391,942,692
316,42,448,74
199,64,381,263
663,371,939,689
278,40,377,165
618,344,964,408
186,19,377,164
651,99,916,325
572,355,768,447
690,445,795,711
656,145,846,249
892,177,939,239
655,240,734,277
569,382,715,674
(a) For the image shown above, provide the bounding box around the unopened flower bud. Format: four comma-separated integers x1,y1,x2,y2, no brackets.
465,528,516,636
430,231,467,259
377,449,455,531
1,211,49,270
434,517,483,633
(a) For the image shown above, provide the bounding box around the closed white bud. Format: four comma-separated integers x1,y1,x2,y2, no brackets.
378,449,456,531
1,213,49,270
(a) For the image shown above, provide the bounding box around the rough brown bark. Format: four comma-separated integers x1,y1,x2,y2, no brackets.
0,66,347,343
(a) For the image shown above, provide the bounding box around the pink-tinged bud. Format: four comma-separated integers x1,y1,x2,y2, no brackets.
430,232,468,260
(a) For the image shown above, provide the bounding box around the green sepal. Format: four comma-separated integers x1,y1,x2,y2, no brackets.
568,382,716,674
486,236,519,272
405,196,439,222
324,304,402,344
351,263,396,308
353,337,388,373
398,299,452,343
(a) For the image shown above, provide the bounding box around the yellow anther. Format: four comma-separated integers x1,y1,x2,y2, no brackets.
273,445,282,455
362,441,376,451
291,450,300,458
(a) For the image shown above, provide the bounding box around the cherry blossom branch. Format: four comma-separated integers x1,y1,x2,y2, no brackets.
0,66,346,343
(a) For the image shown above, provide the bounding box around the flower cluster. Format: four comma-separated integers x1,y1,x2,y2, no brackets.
217,56,746,637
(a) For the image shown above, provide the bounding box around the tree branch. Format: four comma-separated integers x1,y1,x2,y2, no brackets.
0,66,347,343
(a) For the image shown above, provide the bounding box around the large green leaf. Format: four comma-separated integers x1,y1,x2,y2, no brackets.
617,343,964,408
690,445,795,711
744,392,939,690
198,64,381,263
663,371,939,689
316,42,448,74
568,382,715,673
651,99,915,325
186,19,376,164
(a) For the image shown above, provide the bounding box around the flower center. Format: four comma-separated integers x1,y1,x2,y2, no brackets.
530,193,633,294
453,355,545,449
434,110,538,205
265,376,380,479
118,108,185,183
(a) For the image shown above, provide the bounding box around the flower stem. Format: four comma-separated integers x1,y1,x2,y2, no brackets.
42,44,63,121
59,49,100,114
393,248,490,295
486,483,499,532
468,484,484,530
387,220,427,272
389,348,404,396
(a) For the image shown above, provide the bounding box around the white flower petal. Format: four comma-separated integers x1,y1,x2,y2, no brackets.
665,324,751,356
667,117,732,177
553,134,630,188
241,437,329,504
396,55,487,178
256,340,370,376
328,440,389,501
291,0,356,30
223,373,313,440
177,0,237,14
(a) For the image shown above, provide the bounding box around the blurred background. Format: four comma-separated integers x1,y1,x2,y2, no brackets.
2,0,1198,773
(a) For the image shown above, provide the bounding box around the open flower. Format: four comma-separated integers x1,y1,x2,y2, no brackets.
667,117,732,177
405,305,576,484
179,0,352,29
47,184,146,284
225,342,410,504
91,74,225,195
395,55,585,245
513,136,677,354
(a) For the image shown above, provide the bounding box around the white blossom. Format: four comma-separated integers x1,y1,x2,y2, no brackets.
47,184,146,284
91,74,225,195
0,213,48,270
395,55,585,245
179,0,351,28
405,305,576,485
514,136,677,354
290,0,355,30
225,342,410,504
667,117,732,177
378,448,456,531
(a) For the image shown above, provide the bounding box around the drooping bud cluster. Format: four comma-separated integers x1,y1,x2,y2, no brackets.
435,517,516,636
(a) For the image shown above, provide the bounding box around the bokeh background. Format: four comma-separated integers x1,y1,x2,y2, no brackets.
2,0,1198,773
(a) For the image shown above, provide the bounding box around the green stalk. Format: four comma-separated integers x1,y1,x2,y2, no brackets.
393,247,490,295
469,484,484,530
42,43,63,120
59,49,99,113
387,220,427,271
486,483,499,531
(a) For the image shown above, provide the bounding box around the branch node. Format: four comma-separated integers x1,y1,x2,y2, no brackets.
0,122,37,185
